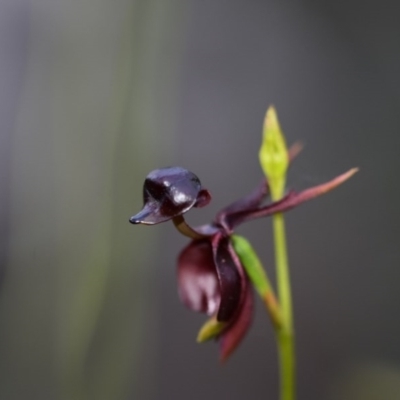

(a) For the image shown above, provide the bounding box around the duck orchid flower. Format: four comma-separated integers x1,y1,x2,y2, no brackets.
130,162,357,361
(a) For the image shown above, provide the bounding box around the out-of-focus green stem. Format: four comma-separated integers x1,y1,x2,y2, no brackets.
273,212,295,400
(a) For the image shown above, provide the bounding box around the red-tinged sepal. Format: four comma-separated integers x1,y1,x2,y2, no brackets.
219,282,254,362
228,168,359,228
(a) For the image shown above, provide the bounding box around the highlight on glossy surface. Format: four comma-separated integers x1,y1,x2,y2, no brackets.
129,166,208,225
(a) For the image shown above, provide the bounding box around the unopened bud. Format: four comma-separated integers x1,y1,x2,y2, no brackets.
259,106,289,200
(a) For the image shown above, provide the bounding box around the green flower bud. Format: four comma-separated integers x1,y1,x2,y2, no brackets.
259,106,289,200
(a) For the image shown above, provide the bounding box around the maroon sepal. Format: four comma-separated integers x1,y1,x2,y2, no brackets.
227,168,358,228
219,281,254,362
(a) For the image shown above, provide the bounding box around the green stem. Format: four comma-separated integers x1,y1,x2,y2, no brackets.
277,328,295,400
273,212,295,400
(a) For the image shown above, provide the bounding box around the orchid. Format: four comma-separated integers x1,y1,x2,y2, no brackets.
129,162,357,361
129,107,357,400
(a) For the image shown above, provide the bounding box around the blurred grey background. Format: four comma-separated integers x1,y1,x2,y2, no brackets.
0,1,399,399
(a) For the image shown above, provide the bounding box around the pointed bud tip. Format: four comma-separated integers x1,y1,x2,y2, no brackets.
263,105,279,131
259,105,289,199
196,318,227,343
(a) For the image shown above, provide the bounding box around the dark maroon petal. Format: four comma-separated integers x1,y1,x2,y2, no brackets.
212,233,243,322
229,168,358,227
215,178,269,229
177,240,220,315
219,282,254,362
225,192,295,228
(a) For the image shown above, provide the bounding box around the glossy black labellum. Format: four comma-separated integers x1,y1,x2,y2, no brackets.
129,166,208,225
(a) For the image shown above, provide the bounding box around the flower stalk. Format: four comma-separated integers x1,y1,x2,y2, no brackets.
274,213,295,400
260,106,295,400
172,216,206,240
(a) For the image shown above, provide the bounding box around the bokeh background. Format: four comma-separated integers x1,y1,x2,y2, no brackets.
0,1,399,399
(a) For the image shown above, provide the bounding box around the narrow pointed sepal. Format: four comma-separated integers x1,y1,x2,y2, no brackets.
196,317,227,343
230,234,271,298
219,284,254,363
294,167,359,200
229,168,359,227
